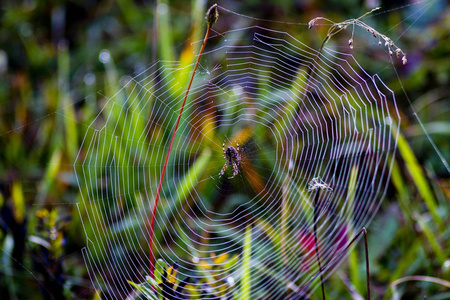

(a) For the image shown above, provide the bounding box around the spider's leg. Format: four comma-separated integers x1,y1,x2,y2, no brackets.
228,163,239,179
223,142,225,159
236,143,241,166
219,163,227,177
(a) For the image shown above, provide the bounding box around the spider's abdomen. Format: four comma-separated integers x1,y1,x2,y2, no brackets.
226,146,238,164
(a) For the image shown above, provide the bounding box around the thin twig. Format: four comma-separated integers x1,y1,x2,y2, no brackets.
313,190,326,300
299,227,371,300
148,4,218,277
308,177,332,299
390,275,450,290
361,228,371,300
334,228,372,300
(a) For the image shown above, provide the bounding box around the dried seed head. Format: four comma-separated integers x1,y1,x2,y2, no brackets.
308,177,333,192
206,4,219,28
307,9,408,64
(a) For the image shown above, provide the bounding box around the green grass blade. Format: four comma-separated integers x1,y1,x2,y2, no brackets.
127,280,158,300
165,147,211,212
347,165,361,293
156,0,175,63
57,41,78,160
241,224,252,300
2,235,18,300
414,213,446,264
395,129,442,228
154,258,167,285
113,148,211,240
390,161,413,223
37,150,62,205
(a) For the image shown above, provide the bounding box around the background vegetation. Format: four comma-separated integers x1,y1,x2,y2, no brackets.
0,0,448,299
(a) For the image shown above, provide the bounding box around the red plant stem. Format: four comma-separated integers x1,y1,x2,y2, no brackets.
148,25,212,277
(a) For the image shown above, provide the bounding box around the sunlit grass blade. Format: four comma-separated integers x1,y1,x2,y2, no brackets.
58,41,78,160
241,224,252,300
347,166,361,294
11,181,25,223
395,129,442,228
156,0,175,63
127,280,158,300
390,161,413,222
37,150,62,204
153,147,211,245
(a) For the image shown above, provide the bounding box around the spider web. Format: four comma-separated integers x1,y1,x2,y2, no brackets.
75,11,403,300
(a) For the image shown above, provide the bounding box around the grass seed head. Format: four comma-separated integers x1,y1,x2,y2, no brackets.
206,4,219,28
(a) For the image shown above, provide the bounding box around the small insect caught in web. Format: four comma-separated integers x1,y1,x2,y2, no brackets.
219,142,242,179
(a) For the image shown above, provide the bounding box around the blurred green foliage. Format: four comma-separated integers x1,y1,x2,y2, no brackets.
0,0,448,299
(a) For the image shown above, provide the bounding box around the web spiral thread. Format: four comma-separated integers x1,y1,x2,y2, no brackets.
75,25,400,299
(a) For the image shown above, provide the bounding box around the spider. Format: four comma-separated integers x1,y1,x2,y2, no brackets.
219,142,242,179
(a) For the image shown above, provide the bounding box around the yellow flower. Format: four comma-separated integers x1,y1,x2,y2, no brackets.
167,264,178,284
